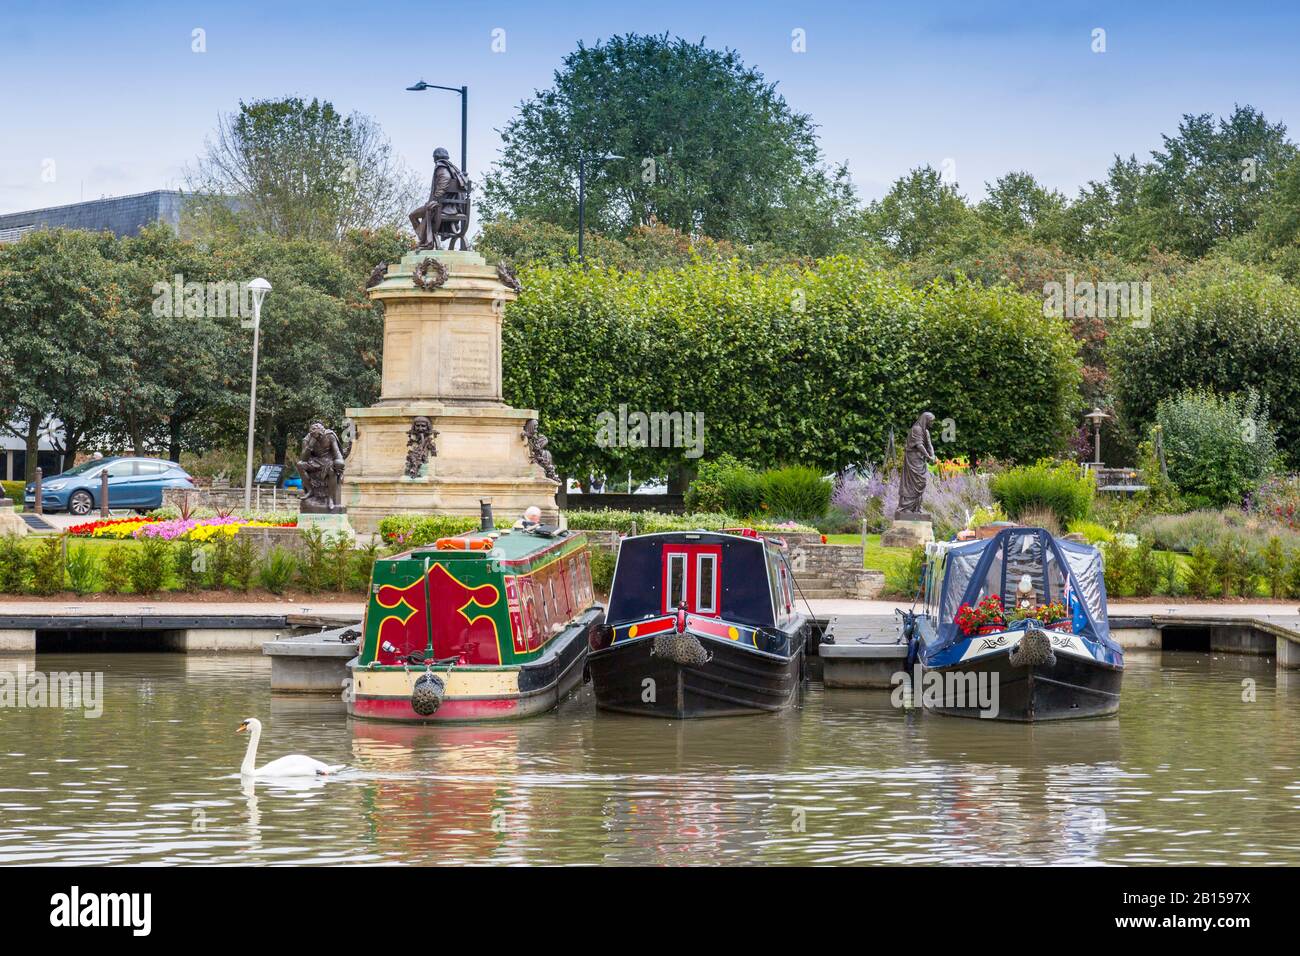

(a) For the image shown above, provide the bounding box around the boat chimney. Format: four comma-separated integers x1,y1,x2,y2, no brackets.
479,499,494,533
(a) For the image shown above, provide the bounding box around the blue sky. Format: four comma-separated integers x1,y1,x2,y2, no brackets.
3,0,1299,215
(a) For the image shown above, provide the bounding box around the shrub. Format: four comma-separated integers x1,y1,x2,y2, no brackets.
814,505,859,535
885,545,927,597
377,514,489,547
590,548,617,595
29,535,66,595
759,466,832,521
206,536,234,589
127,538,170,594
685,455,763,515
298,526,330,592
100,545,132,594
562,509,817,536
1250,474,1300,530
228,533,259,592
1153,388,1278,506
1287,551,1300,600
991,460,1094,526
1067,519,1115,544
1,481,25,503
1017,505,1061,537
1136,509,1300,557
1156,552,1183,597
1185,545,1217,599
1109,272,1300,469
172,540,205,591
257,546,298,595
1131,538,1161,597
0,534,31,593
1103,540,1133,596
65,545,98,595
1263,536,1288,599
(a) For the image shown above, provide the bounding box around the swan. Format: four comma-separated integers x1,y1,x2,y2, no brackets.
236,718,344,777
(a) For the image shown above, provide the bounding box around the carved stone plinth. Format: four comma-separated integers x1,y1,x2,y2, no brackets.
881,518,934,549
346,250,558,533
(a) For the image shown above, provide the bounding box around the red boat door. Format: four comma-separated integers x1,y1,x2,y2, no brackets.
661,543,722,617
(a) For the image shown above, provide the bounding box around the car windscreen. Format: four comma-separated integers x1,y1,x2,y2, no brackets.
55,460,104,477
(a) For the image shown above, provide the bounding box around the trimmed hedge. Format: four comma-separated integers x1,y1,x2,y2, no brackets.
990,460,1095,525
502,259,1082,479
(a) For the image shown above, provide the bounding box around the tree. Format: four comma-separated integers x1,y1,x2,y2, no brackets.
0,230,138,479
977,171,1067,241
188,97,418,242
863,166,981,261
480,34,862,254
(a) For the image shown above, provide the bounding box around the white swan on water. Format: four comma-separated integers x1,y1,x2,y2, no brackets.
237,718,344,777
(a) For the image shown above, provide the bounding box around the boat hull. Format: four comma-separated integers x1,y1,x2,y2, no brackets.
924,647,1122,722
347,608,601,723
588,630,805,718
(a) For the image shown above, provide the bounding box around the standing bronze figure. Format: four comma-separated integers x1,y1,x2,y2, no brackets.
409,147,471,250
298,421,347,513
896,412,937,518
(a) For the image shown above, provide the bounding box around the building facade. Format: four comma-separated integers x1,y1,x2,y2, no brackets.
0,190,188,244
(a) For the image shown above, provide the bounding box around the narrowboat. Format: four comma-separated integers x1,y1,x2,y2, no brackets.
902,525,1123,722
587,529,812,718
348,510,603,722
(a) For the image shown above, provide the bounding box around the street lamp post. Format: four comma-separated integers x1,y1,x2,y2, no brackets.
1084,407,1109,468
577,152,623,263
243,278,272,511
406,81,468,174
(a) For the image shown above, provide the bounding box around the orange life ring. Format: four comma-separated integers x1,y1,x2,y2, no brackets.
435,537,493,551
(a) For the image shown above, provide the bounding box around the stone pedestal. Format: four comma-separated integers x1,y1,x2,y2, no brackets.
0,500,27,538
297,512,355,544
881,517,934,548
345,250,558,533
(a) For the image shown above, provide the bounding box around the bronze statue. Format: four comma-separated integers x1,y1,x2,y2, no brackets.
403,416,438,479
896,412,936,518
366,262,388,289
409,147,470,251
298,421,347,513
522,419,559,482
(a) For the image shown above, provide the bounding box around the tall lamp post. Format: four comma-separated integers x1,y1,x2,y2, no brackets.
577,152,623,263
406,80,468,174
243,278,272,510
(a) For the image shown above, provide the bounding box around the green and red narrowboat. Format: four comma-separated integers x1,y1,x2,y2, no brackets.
587,528,812,718
348,513,603,723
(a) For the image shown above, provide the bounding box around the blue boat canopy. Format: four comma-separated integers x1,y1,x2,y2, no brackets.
928,526,1115,654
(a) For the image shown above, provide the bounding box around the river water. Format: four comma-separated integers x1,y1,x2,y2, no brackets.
1,650,1296,865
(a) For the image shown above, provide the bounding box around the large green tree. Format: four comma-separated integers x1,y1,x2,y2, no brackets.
187,97,418,242
480,34,862,256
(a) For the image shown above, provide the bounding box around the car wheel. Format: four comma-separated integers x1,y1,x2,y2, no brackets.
69,491,94,516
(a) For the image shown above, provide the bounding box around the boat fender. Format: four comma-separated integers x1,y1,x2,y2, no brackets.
1008,625,1056,668
411,672,447,716
651,632,711,667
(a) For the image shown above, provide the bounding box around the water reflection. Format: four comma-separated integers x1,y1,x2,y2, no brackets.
0,651,1295,864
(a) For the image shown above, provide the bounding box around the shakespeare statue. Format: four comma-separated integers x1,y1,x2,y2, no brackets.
403,416,438,479
896,412,937,518
298,421,347,513
522,419,559,483
409,147,471,251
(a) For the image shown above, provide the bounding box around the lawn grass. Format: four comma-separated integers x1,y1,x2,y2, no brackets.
824,532,913,574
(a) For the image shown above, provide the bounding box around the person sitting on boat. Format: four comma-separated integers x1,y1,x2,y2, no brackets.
514,506,543,530
1015,573,1035,612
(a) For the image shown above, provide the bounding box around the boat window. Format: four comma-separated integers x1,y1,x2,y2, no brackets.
767,551,782,621
667,553,687,608
696,553,717,613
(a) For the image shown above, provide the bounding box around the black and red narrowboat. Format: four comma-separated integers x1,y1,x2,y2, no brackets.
587,529,811,718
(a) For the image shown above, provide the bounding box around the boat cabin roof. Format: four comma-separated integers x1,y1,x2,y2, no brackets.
605,529,798,629
393,527,585,569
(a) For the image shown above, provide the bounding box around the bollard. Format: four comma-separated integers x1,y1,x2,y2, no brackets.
100,469,110,518
34,467,43,516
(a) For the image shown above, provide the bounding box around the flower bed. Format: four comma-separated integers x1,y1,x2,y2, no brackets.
67,517,159,539
68,515,295,541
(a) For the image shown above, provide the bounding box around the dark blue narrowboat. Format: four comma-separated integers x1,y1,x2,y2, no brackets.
587,529,812,718
903,526,1123,721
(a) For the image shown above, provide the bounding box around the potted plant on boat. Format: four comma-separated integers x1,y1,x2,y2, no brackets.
955,594,1006,636
1007,601,1071,632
